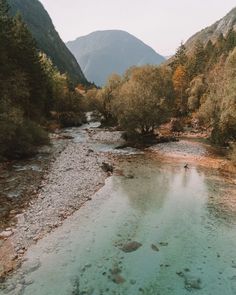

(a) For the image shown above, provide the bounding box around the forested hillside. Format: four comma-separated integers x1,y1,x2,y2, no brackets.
0,0,85,160
8,0,87,85
170,28,236,145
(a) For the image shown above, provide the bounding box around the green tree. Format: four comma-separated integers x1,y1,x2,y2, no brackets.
187,40,207,77
173,42,188,69
225,29,236,53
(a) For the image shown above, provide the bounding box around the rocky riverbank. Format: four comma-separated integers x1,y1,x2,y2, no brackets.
1,126,235,285
0,127,116,280
148,139,236,180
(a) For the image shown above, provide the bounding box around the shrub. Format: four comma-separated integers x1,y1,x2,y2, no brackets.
57,112,86,127
0,118,49,159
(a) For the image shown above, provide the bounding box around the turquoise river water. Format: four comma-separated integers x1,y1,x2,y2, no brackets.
2,152,236,295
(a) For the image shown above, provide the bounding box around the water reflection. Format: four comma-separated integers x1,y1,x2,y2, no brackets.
2,154,236,295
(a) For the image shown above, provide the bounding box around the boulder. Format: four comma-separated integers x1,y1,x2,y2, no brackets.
101,162,114,173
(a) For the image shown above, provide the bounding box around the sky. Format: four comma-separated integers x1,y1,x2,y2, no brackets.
40,0,236,56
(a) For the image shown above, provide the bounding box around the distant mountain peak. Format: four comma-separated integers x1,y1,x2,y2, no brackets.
67,30,165,86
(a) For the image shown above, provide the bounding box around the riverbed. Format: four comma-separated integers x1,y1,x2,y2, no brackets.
1,126,236,295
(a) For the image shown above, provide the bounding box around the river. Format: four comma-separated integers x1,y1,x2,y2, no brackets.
1,126,236,295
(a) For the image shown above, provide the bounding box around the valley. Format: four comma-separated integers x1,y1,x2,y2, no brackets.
0,0,236,294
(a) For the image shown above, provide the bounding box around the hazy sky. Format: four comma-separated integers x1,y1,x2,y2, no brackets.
40,0,236,56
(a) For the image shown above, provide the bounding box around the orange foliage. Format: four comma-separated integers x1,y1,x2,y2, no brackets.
172,65,188,94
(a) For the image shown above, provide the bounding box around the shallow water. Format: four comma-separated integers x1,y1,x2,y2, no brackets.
3,155,236,295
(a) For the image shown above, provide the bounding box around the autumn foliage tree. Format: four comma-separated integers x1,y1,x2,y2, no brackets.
172,65,188,115
198,48,236,144
113,66,174,137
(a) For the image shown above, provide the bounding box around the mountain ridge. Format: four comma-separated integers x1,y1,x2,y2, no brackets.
185,6,236,51
67,30,165,86
8,0,87,85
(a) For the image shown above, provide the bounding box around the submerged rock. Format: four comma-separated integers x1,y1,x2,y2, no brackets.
110,267,122,275
159,242,168,246
126,174,134,179
121,241,142,253
151,244,159,252
111,273,126,284
184,276,202,290
176,271,184,277
109,265,125,284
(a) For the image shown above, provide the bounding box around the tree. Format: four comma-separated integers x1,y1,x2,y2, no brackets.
172,65,188,115
90,74,122,125
0,0,9,15
113,66,174,137
225,29,236,53
198,48,236,144
187,74,206,111
187,40,207,77
173,42,188,69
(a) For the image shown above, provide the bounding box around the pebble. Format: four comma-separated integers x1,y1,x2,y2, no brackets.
0,230,13,238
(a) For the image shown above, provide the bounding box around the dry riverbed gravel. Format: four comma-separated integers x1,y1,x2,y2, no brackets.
0,128,117,281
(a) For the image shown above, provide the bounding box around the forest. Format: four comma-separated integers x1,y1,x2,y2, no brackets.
0,0,86,160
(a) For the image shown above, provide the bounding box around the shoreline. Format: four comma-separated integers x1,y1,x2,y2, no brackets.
0,134,113,280
1,129,235,282
147,138,236,183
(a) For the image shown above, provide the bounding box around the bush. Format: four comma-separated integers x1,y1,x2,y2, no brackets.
58,111,86,128
0,118,49,159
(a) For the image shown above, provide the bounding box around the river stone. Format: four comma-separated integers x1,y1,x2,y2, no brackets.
151,244,159,252
184,276,202,290
111,274,126,284
121,241,142,253
101,162,113,173
0,230,13,238
160,242,168,246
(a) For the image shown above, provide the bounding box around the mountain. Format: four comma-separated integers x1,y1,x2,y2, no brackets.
185,7,236,52
8,0,87,85
67,30,165,86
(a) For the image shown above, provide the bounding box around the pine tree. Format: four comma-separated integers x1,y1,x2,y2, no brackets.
173,42,188,69
0,0,9,15
225,29,236,52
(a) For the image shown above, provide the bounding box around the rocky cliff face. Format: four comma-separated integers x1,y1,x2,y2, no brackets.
8,0,87,85
67,30,165,86
185,7,236,51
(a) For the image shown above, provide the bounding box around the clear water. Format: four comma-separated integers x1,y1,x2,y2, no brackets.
3,155,236,295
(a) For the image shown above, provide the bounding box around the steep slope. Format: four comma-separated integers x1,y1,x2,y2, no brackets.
8,0,87,85
67,30,165,86
185,7,236,51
